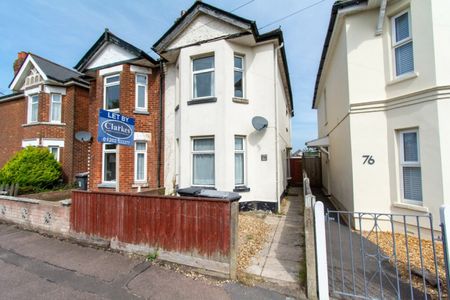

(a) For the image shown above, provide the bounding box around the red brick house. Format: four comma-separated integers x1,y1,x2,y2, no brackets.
0,30,163,193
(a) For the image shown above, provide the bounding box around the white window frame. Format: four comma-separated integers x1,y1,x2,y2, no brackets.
192,55,215,99
50,93,62,123
391,9,414,77
234,55,245,98
191,137,215,187
135,73,148,111
28,94,39,123
102,143,117,184
48,146,60,161
399,129,422,205
134,142,147,183
103,74,120,111
234,136,246,187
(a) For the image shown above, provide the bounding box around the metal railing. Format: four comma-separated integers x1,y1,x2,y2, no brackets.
325,210,445,299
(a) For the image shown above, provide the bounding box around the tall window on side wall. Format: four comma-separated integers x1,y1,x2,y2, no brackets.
50,94,62,123
234,55,244,98
235,136,246,186
48,146,60,161
399,129,422,204
192,55,214,99
134,142,147,182
135,74,148,111
104,75,120,110
28,94,39,123
103,144,117,183
192,137,215,186
392,10,414,77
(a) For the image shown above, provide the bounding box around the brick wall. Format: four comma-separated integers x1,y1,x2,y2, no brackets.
0,97,25,167
89,64,162,192
0,195,70,235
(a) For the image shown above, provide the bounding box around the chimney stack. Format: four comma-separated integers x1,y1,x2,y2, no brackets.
13,51,27,75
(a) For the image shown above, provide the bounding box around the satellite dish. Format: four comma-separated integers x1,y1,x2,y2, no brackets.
75,131,92,142
252,116,268,131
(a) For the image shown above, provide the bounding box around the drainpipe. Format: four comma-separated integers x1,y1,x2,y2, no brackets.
274,42,284,213
157,60,164,188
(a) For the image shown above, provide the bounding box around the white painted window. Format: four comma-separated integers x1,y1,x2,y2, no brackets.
50,94,62,122
103,144,117,183
192,137,215,186
104,75,120,110
234,55,244,98
134,142,147,182
48,146,60,161
192,56,214,99
392,10,414,77
28,94,39,123
135,74,148,111
235,136,246,186
399,129,422,204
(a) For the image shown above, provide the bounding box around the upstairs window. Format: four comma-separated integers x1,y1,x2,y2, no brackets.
50,94,62,123
192,137,215,186
234,55,244,98
104,75,120,110
399,129,422,204
192,56,214,99
28,94,39,123
135,74,148,111
392,10,414,76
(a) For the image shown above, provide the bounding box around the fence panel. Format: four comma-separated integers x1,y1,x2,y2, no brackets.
303,156,322,187
289,158,302,187
325,210,445,299
70,191,235,262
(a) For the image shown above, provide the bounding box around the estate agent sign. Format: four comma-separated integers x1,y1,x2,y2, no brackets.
97,109,135,146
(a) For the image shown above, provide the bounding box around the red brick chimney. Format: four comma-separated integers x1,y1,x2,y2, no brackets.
13,51,27,75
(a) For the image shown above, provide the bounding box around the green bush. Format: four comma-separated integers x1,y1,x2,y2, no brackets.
0,146,62,192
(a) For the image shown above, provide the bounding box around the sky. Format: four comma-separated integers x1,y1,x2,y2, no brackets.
0,0,335,151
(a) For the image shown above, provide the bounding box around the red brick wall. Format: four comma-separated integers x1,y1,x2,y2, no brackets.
0,97,25,167
89,64,162,192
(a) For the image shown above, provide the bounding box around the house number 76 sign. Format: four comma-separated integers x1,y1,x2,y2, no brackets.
362,155,375,165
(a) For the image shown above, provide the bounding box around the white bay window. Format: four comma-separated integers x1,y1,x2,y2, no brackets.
28,94,39,123
392,10,414,77
134,142,147,182
103,144,117,183
135,74,148,111
192,56,214,99
50,94,62,123
104,75,120,110
192,137,215,186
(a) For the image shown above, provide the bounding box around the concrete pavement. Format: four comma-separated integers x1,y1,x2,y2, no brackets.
246,188,305,294
0,223,293,300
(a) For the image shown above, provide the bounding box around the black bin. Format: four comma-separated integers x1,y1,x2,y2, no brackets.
177,187,241,201
75,172,89,190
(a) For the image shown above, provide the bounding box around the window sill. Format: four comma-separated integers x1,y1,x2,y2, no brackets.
233,186,250,193
97,183,116,189
232,97,249,104
188,97,217,105
191,186,217,190
392,202,428,213
134,110,149,115
132,182,148,188
387,72,419,86
22,122,66,127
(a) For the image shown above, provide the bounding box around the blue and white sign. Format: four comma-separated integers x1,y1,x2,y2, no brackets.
97,109,135,146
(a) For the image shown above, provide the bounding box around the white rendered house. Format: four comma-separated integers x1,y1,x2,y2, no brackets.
153,2,293,211
308,0,450,229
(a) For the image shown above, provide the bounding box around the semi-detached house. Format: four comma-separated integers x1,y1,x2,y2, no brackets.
308,0,450,230
0,1,293,212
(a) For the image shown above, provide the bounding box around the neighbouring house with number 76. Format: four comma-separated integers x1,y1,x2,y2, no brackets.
307,0,450,230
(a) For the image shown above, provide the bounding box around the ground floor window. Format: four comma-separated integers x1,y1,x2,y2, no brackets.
103,144,117,183
134,142,147,182
234,136,246,186
399,129,422,203
48,146,60,161
192,137,214,186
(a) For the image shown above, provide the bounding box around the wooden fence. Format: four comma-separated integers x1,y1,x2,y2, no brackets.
303,156,322,187
71,191,238,278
